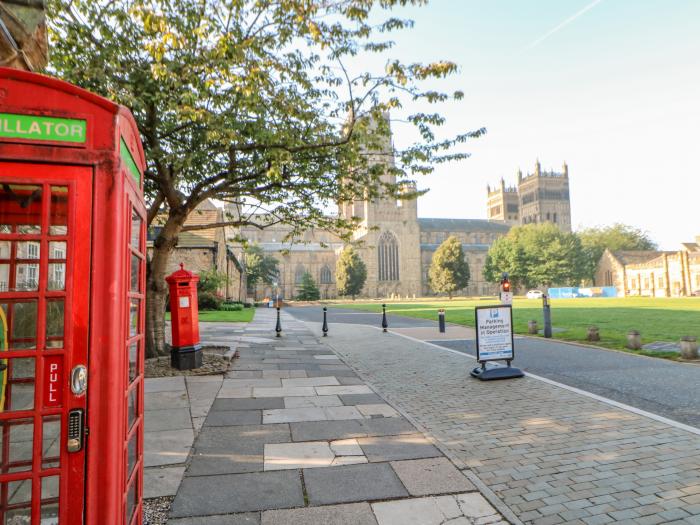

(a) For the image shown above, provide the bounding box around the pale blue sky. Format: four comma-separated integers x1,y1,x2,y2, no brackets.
355,0,700,249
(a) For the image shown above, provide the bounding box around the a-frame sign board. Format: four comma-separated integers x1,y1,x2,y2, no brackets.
470,305,524,380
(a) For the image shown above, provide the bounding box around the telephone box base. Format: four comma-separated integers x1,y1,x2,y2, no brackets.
470,363,523,381
171,344,203,370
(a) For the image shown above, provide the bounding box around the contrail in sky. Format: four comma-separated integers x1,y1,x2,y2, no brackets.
521,0,605,53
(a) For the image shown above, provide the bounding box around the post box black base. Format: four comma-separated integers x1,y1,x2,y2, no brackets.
171,344,203,370
470,363,523,381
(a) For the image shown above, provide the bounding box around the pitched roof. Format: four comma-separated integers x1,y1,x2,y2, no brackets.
611,250,668,265
418,218,511,234
149,199,222,245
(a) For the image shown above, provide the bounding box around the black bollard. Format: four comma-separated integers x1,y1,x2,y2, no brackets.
322,307,328,337
382,303,388,332
542,294,552,338
438,308,446,333
275,306,282,337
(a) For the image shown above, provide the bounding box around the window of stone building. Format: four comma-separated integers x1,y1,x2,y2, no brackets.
320,266,332,284
644,278,650,289
553,212,557,223
659,277,665,289
604,271,613,286
378,231,399,282
294,266,305,284
630,278,636,289
696,274,700,287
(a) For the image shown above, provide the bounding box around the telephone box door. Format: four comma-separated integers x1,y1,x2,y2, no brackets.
0,162,91,524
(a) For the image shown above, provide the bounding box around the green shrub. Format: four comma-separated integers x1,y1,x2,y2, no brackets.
198,292,223,311
220,303,243,311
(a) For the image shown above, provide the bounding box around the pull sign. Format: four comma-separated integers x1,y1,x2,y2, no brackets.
44,356,63,408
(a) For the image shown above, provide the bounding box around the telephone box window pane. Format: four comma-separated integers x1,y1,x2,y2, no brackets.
0,184,42,234
40,475,60,524
16,241,40,259
128,343,138,383
125,479,137,525
49,241,66,260
1,358,35,412
48,263,66,291
46,300,64,349
0,240,9,258
0,263,8,292
127,431,138,477
129,301,139,337
0,418,33,473
2,478,32,523
130,254,140,292
42,415,61,469
49,186,68,236
17,224,41,235
14,263,39,291
127,384,138,430
131,212,142,250
2,301,38,350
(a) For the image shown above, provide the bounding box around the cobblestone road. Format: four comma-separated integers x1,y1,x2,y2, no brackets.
321,322,700,525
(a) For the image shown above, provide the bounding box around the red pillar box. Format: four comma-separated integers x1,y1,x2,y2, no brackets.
166,264,202,370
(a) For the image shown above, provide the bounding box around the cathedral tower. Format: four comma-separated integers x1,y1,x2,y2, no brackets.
518,160,571,232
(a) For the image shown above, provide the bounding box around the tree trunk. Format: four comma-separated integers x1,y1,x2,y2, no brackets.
145,211,187,358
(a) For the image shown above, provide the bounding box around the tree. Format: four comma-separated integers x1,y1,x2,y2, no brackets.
484,223,587,290
428,236,470,298
336,246,367,299
244,245,279,297
48,0,484,356
578,224,657,282
296,272,320,301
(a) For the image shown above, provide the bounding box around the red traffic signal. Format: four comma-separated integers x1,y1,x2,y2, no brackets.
501,277,511,292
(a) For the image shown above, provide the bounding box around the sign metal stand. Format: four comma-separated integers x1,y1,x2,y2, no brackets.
470,304,524,381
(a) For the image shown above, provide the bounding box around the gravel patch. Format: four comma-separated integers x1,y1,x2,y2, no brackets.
144,496,174,525
146,347,232,378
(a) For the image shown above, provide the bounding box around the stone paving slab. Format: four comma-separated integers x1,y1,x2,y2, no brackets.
146,407,193,432
146,390,190,410
289,417,417,442
170,470,304,517
303,462,409,505
145,428,195,467
261,502,378,525
168,513,260,525
211,397,285,411
357,433,443,462
144,466,187,498
390,457,476,496
371,492,505,525
204,409,262,426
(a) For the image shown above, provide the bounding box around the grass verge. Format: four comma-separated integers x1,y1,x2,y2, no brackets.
332,297,700,360
166,308,255,323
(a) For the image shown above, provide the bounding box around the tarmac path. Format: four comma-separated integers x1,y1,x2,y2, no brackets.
288,305,700,429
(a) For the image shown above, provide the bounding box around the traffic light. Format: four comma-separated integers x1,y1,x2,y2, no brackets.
501,274,511,293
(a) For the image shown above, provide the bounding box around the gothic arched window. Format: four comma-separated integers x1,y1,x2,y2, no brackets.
320,266,332,284
378,231,399,282
295,265,306,284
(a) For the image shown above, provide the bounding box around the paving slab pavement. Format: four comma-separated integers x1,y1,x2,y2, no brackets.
165,309,509,524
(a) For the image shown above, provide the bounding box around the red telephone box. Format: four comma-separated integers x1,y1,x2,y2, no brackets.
166,265,202,370
0,68,146,524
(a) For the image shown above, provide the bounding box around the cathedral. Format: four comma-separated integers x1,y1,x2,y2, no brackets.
230,122,572,300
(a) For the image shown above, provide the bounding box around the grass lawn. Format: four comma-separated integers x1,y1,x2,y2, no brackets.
332,297,700,359
166,308,255,323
